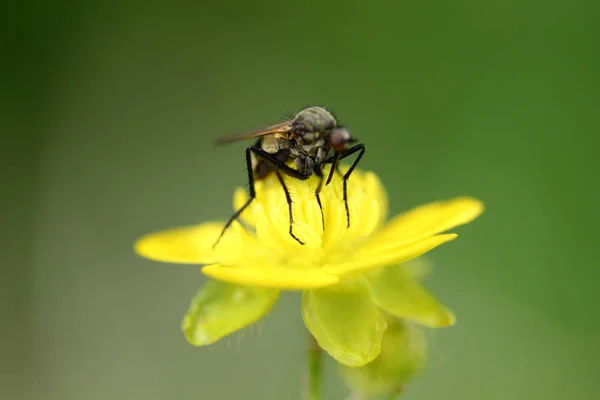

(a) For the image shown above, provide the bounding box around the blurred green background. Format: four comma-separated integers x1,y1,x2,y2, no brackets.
3,0,600,399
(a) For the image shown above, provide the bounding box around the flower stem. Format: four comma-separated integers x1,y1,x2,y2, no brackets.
306,333,323,400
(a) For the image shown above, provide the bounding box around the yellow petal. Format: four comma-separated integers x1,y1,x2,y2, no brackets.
367,266,455,328
202,264,340,290
325,234,457,275
134,222,224,264
370,197,484,249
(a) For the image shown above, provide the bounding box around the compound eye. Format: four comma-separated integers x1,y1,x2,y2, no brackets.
329,128,353,151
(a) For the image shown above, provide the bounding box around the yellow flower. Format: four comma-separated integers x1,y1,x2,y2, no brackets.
134,169,483,367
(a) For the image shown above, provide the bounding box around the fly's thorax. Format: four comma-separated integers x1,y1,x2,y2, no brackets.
292,106,337,133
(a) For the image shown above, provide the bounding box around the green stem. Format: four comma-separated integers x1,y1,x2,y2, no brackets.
306,333,323,400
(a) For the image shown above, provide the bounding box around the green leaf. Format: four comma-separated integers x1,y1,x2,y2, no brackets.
181,279,279,345
367,265,455,328
302,279,387,367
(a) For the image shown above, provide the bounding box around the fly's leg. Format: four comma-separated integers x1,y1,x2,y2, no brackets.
313,168,325,231
325,153,340,185
214,145,310,247
213,146,257,248
275,172,305,245
323,144,366,228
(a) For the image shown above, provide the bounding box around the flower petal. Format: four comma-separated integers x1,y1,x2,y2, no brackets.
302,279,387,367
367,265,455,328
325,234,457,275
369,197,484,249
134,223,224,264
202,264,340,290
181,279,279,345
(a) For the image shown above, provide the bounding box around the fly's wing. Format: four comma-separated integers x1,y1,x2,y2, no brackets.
214,121,292,145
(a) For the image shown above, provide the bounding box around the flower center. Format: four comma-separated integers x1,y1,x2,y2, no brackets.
223,169,388,270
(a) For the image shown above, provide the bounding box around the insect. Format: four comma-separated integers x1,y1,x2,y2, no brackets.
214,106,365,246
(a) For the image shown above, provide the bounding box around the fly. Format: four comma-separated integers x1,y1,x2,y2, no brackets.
213,106,365,246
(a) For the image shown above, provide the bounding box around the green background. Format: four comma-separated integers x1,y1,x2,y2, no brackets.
3,0,599,399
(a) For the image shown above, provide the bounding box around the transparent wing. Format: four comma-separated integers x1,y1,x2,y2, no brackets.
214,121,292,145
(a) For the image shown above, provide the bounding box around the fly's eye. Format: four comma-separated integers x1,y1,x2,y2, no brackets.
329,128,353,151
